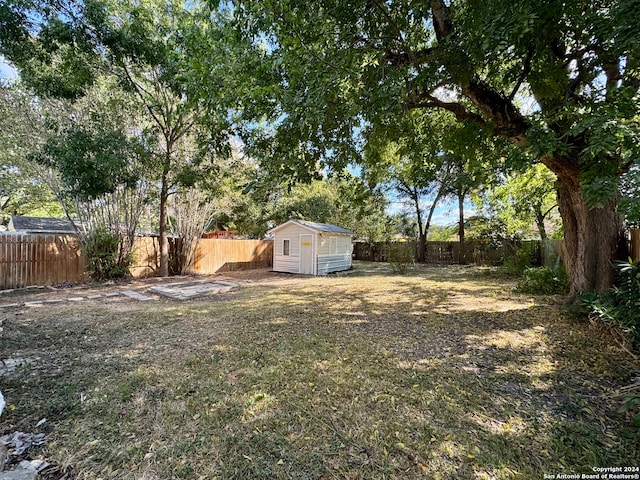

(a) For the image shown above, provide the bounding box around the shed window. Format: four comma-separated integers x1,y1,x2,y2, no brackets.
283,239,290,256
330,237,337,254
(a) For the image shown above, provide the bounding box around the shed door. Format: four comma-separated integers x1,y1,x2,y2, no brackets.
300,234,314,275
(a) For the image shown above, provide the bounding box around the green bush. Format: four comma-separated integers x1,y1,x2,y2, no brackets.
388,242,413,274
84,228,131,280
500,243,539,275
515,266,570,295
579,259,640,348
579,259,640,425
500,245,534,274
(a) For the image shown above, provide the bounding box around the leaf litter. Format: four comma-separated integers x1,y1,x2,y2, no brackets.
0,263,637,479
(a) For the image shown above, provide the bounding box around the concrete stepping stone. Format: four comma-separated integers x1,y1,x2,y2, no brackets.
0,358,27,375
121,290,153,301
148,281,239,300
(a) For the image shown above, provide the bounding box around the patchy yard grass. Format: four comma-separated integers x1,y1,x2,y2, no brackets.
1,262,638,479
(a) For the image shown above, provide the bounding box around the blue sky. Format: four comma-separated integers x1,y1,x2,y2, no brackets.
0,57,17,79
387,197,476,227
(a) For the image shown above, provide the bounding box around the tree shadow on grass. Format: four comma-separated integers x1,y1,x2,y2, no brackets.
1,271,638,479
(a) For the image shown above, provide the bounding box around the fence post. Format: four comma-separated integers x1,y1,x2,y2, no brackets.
631,229,640,262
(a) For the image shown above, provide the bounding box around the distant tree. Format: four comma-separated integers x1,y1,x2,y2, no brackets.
363,112,455,262
619,164,640,229
481,164,560,240
427,225,458,242
0,83,66,222
222,165,390,241
27,78,152,277
268,173,390,241
0,0,233,276
389,212,418,241
228,0,640,298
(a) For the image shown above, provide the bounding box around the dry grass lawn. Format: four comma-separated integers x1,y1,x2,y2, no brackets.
1,262,638,479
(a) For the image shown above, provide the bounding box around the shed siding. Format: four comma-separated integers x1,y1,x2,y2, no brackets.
274,224,312,257
273,223,317,273
317,234,352,255
317,254,351,275
317,235,331,255
273,254,300,273
337,236,351,253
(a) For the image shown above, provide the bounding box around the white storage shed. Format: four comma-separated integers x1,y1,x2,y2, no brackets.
269,220,355,275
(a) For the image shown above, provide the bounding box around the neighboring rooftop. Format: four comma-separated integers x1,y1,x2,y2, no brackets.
8,216,77,234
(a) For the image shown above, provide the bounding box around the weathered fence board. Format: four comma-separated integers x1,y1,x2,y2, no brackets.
192,239,273,274
541,239,564,268
631,229,640,262
0,234,87,290
130,237,160,278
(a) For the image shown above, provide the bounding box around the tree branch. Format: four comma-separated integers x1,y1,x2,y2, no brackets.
385,47,436,67
430,0,454,41
405,93,487,126
370,0,419,73
508,47,534,102
461,79,529,142
542,204,558,220
121,63,167,134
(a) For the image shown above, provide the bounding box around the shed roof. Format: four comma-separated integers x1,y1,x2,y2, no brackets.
269,219,355,236
8,215,77,234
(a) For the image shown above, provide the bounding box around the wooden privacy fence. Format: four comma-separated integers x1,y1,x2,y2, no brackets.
0,234,87,290
354,240,541,265
191,238,273,274
129,237,274,277
354,234,640,267
2,231,637,289
0,234,273,289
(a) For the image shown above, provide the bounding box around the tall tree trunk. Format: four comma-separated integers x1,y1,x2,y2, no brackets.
418,229,426,263
159,164,170,277
554,168,621,300
458,192,466,264
535,210,548,241
411,188,426,263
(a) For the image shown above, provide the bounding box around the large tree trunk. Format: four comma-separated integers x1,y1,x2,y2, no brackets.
427,0,626,298
554,168,621,300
